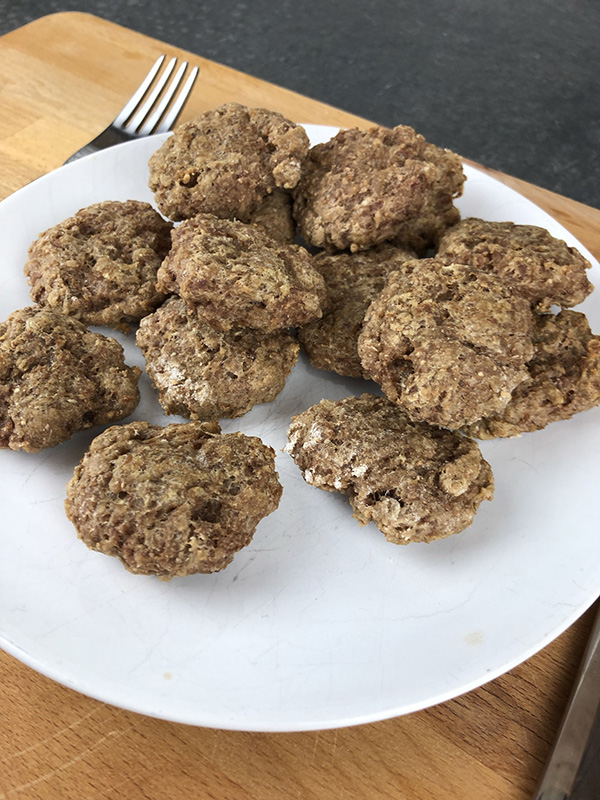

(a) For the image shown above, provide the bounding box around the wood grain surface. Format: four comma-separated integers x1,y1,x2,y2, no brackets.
1,13,599,800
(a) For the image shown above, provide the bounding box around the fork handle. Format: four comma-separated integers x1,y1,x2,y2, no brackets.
63,126,134,164
535,601,600,799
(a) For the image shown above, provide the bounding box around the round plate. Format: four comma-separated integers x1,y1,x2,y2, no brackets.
0,125,599,732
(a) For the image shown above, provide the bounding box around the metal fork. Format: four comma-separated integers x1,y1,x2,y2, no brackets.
64,55,199,165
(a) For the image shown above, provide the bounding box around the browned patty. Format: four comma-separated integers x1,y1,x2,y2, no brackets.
292,125,464,253
157,214,327,331
298,243,416,378
24,200,172,331
437,218,593,310
285,394,494,544
65,420,283,579
0,306,141,452
248,189,296,244
358,259,535,429
463,309,600,438
137,297,299,420
148,103,309,222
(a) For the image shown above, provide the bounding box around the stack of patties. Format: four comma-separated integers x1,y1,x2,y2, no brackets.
435,218,600,437
141,103,327,421
1,198,177,452
284,123,497,544
290,126,598,437
11,102,599,571
284,125,599,545
293,122,466,380
355,220,597,438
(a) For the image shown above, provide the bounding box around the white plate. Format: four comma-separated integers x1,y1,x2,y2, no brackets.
1,125,599,733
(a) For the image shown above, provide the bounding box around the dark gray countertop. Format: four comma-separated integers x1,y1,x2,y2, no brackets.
1,0,599,210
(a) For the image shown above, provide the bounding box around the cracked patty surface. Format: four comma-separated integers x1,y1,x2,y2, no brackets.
0,306,141,452
248,188,296,243
292,125,464,253
437,218,593,310
148,103,309,222
137,297,299,420
357,259,535,429
65,420,283,578
285,394,494,544
463,310,600,438
24,200,172,331
157,214,327,331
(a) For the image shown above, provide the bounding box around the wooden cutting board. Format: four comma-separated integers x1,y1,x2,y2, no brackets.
0,12,599,800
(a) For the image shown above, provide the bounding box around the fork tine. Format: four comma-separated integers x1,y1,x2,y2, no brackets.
137,60,189,136
154,66,200,134
127,56,178,132
112,55,166,128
